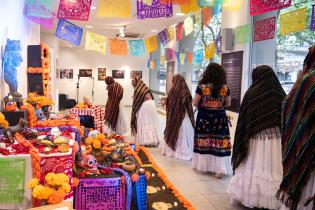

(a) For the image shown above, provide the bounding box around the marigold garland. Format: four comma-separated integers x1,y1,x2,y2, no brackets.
139,146,196,210
20,104,36,127
0,112,9,129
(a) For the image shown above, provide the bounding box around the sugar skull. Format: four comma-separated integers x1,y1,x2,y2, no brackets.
35,108,45,121
82,155,99,174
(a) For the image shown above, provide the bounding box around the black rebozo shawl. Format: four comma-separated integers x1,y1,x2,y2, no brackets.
164,74,195,151
232,65,286,172
104,76,123,131
131,77,153,134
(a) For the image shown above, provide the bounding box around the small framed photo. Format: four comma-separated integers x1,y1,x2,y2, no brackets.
112,70,125,79
79,69,92,77
98,68,106,81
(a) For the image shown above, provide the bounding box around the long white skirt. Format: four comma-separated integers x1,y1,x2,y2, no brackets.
227,127,282,209
104,103,128,135
160,113,194,160
135,100,160,146
280,170,315,210
192,153,232,175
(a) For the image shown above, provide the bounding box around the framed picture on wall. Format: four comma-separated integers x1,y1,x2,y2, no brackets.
166,61,175,93
130,70,142,79
79,69,92,77
59,69,74,79
112,70,125,79
98,68,106,81
221,51,243,113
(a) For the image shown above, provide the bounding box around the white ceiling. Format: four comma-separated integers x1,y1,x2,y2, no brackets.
41,0,187,42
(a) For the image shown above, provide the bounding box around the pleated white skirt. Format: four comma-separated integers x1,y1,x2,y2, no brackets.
192,153,232,175
160,113,194,160
227,127,283,209
104,103,128,135
134,100,160,146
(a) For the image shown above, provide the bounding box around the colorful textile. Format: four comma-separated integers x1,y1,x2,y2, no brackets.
176,22,184,41
235,24,252,44
277,48,315,210
129,40,146,56
70,107,105,133
26,0,54,18
104,77,123,131
144,36,158,52
97,0,132,18
180,0,200,13
55,19,83,46
184,16,194,36
232,65,285,172
158,29,169,45
250,0,291,16
85,31,107,55
131,78,152,134
254,17,276,42
57,0,92,21
165,74,195,150
109,39,128,55
0,158,26,204
193,49,203,64
202,7,212,26
137,0,173,19
280,8,307,36
311,5,315,31
194,84,231,156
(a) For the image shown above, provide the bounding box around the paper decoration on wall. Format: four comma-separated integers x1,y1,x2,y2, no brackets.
187,52,193,64
254,17,276,42
311,5,315,31
26,0,54,18
205,42,216,59
97,0,131,18
280,8,307,36
85,31,107,55
160,0,190,4
166,48,176,61
129,40,146,56
176,22,184,41
197,0,215,7
24,4,55,29
179,53,186,65
193,50,203,64
180,0,200,14
184,16,194,36
250,0,291,16
160,55,166,66
158,29,169,45
144,36,158,52
235,24,252,44
202,7,212,26
168,27,175,42
55,19,83,46
57,0,92,21
223,0,243,11
109,39,128,55
137,0,173,19
195,11,202,30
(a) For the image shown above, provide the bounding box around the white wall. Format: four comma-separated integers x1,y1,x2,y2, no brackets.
0,0,40,104
57,47,150,106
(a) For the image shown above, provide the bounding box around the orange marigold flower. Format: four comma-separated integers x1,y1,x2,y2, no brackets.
131,173,139,182
47,190,65,204
73,177,80,187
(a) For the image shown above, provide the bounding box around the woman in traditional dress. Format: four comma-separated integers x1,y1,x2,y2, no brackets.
104,76,128,135
278,46,315,210
192,62,232,177
131,77,160,146
160,74,195,160
227,65,286,209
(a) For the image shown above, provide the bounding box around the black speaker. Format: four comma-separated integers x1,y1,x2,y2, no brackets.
27,45,42,67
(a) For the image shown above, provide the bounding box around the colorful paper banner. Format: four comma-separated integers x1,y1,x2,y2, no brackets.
85,31,107,55
150,60,157,69
109,39,128,55
250,0,291,16
129,40,146,56
280,8,307,36
195,11,202,30
97,0,132,18
179,53,186,65
202,7,212,26
205,42,216,59
235,24,252,44
193,50,203,64
55,19,83,46
144,36,158,52
137,0,173,19
158,29,169,45
24,4,55,29
187,52,193,64
180,0,200,14
223,0,243,11
160,55,166,66
254,17,276,42
166,48,176,61
184,16,194,36
57,0,92,21
311,5,315,31
176,22,184,41
168,27,175,42
198,0,215,7
26,0,54,18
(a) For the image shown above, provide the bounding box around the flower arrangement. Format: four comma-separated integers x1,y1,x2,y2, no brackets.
75,97,93,109
5,101,18,111
27,93,53,107
85,133,108,151
0,113,9,129
20,103,36,127
28,173,70,205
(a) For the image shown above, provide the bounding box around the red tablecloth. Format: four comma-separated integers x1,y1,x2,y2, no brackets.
70,107,105,133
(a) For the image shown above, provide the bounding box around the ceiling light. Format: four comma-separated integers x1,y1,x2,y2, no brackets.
90,6,96,10
175,12,185,16
151,29,158,33
85,25,93,28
